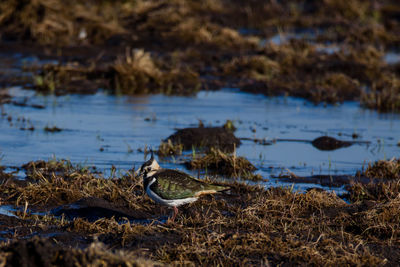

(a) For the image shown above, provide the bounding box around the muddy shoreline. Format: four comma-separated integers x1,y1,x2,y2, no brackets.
0,158,399,265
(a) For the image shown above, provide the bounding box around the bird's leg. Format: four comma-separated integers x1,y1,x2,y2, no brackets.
173,206,179,220
167,206,179,224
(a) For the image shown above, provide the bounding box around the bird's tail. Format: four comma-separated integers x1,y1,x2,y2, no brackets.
210,184,230,193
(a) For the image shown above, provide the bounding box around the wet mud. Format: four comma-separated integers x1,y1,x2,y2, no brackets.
51,197,149,222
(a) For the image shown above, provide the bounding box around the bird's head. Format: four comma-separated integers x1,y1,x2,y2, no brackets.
138,150,160,179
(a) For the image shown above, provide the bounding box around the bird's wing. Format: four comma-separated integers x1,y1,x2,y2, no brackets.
150,169,226,200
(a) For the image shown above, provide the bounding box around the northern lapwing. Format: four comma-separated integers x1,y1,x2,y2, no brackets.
138,151,229,222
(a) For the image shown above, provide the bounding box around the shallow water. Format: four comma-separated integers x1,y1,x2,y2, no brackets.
0,205,17,218
1,86,399,193
384,51,400,65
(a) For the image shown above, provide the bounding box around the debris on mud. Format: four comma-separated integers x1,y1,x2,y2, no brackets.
311,136,352,151
165,126,241,152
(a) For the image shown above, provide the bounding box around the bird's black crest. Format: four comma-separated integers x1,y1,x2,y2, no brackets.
140,149,155,172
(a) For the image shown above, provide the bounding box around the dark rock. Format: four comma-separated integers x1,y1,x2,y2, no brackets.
311,136,352,151
165,126,241,152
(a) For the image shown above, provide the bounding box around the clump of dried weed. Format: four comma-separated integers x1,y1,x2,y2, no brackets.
157,139,183,157
363,158,400,179
187,148,262,181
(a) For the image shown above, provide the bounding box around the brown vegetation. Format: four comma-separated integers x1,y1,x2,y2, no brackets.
0,0,399,110
363,158,400,179
346,158,400,203
0,237,157,267
109,49,200,95
157,139,183,157
186,148,261,181
1,158,399,265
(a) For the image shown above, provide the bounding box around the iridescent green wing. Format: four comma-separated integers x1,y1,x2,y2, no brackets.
150,169,222,200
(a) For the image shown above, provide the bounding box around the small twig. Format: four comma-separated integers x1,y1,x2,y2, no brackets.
23,201,29,219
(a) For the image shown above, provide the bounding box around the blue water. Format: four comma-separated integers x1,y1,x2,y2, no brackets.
0,86,399,194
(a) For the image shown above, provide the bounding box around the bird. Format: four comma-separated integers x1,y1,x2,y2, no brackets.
138,150,229,222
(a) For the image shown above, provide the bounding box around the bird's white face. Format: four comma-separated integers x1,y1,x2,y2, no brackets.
139,157,161,178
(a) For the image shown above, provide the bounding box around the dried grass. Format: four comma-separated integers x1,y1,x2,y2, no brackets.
1,159,400,265
363,158,400,179
157,139,183,157
187,148,261,180
0,237,160,266
111,49,162,94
